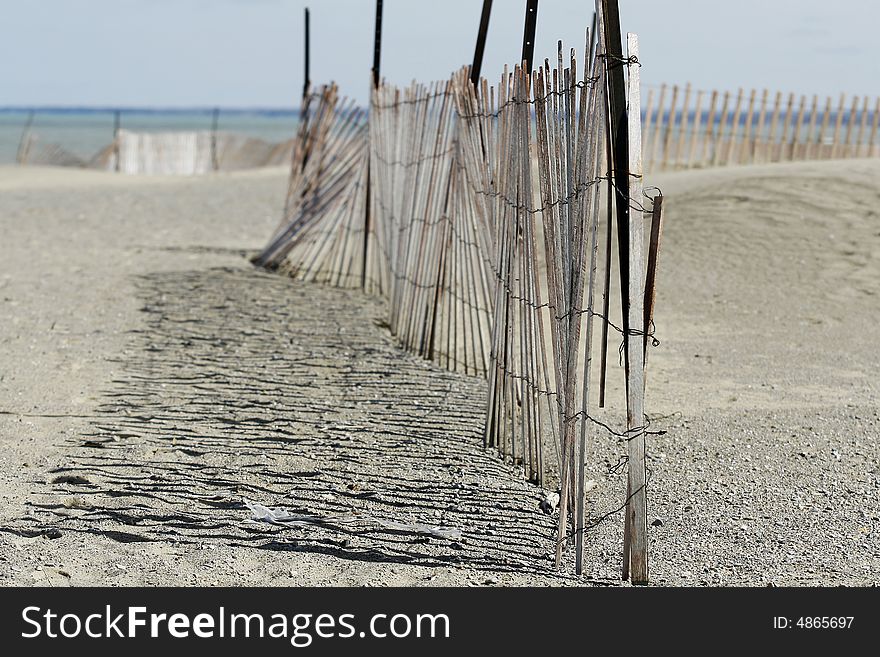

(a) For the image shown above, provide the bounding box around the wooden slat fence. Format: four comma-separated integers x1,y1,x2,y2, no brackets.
254,24,661,580
643,83,880,171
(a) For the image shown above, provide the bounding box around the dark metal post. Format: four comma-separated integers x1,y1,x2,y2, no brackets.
520,0,539,71
470,0,493,85
371,0,384,88
364,0,384,288
303,8,311,100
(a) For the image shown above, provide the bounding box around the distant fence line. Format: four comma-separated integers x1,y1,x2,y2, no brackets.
14,111,295,174
643,84,880,172
255,24,661,583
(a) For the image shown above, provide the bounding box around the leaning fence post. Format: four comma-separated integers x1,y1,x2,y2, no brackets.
364,0,383,288
303,8,311,100
600,0,631,429
470,0,492,85
520,0,539,71
623,31,648,586
371,0,384,88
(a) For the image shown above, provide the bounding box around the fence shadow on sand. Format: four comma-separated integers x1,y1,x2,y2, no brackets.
25,265,598,578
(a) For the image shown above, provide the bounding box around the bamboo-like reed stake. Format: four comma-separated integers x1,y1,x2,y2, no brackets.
831,92,846,159
642,86,655,170
817,95,832,159
779,93,795,162
753,89,769,164
767,91,783,162
843,94,859,158
660,84,678,170
856,95,869,157
712,91,731,166
647,83,666,173
869,97,880,158
737,89,756,165
701,90,718,166
790,95,806,161
804,95,818,160
672,83,691,168
724,88,744,165
684,89,703,169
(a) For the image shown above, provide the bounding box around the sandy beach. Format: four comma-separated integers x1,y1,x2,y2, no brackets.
0,160,877,586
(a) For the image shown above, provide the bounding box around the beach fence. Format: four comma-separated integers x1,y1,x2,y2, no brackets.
14,110,295,174
255,9,662,582
643,84,880,172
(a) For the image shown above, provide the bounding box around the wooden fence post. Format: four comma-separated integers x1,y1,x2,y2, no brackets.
623,31,648,586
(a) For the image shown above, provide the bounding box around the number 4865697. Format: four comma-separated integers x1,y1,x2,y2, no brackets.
796,617,854,629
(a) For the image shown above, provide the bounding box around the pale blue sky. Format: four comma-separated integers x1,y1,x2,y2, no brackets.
1,0,877,107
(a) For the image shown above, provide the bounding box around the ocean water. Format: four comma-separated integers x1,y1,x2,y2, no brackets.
0,108,302,164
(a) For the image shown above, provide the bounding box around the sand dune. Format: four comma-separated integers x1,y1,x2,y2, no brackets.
0,159,876,586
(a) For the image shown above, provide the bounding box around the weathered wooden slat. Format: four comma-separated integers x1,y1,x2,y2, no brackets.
623,31,648,585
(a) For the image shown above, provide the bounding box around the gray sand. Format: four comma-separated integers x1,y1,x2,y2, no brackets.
0,161,877,586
